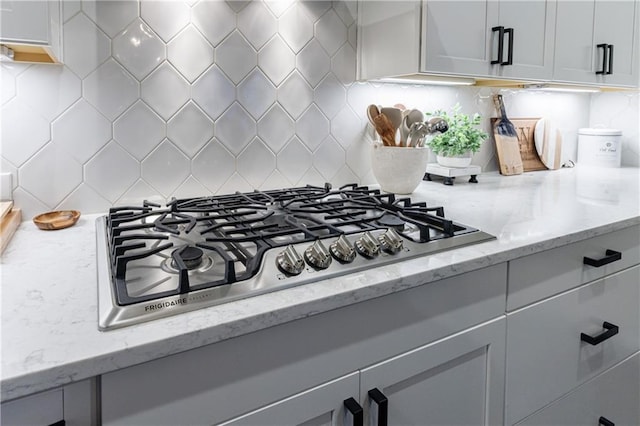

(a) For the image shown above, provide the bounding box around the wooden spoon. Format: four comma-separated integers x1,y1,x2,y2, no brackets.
373,113,397,147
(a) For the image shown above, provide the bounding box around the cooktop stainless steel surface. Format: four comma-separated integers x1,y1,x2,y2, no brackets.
97,183,494,330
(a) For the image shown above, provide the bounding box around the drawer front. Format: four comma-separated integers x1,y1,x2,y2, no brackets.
1,388,63,426
505,266,640,425
508,225,640,310
516,352,640,426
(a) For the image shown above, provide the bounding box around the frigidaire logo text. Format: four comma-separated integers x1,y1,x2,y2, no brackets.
145,298,188,312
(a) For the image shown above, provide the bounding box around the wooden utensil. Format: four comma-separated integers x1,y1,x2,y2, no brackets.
0,208,21,254
507,118,547,171
492,95,523,175
0,201,13,220
373,113,397,147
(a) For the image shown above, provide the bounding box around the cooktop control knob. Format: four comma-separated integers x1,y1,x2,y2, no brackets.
355,231,380,258
330,234,356,263
276,245,305,275
378,228,404,253
304,240,332,269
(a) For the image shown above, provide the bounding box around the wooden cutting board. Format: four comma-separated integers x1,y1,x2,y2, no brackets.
0,201,13,220
510,118,547,171
491,95,523,176
0,207,21,254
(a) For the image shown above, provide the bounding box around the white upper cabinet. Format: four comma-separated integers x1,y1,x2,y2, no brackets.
424,0,555,80
553,0,639,87
358,0,556,81
0,0,62,63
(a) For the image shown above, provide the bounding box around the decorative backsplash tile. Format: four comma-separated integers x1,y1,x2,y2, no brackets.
0,0,638,221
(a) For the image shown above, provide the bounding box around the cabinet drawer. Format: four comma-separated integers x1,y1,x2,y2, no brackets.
505,266,640,425
1,388,64,426
516,352,640,426
508,225,640,310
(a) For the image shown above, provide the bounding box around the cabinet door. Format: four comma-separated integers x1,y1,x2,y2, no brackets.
422,0,499,77
360,317,505,426
220,372,360,426
593,0,639,86
495,0,556,80
0,0,49,44
516,352,640,426
554,0,639,86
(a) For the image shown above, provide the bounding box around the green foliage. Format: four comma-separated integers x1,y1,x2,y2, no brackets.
425,104,488,156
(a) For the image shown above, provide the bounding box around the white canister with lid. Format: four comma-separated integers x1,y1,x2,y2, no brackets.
577,128,622,167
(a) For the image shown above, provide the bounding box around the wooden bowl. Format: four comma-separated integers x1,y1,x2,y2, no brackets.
33,210,81,230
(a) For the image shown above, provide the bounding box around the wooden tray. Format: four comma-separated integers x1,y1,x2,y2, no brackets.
33,210,81,230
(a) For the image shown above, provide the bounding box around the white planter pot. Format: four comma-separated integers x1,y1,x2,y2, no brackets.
436,153,473,168
371,144,429,194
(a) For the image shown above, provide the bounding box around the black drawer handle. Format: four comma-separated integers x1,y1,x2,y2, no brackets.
596,43,608,74
491,26,505,64
368,388,388,426
343,397,363,426
502,27,514,65
581,322,619,345
606,44,614,74
599,416,615,426
583,249,622,267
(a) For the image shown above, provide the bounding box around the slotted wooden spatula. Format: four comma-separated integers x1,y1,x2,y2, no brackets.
492,95,524,175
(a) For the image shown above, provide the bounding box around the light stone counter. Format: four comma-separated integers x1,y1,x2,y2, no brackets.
2,167,639,401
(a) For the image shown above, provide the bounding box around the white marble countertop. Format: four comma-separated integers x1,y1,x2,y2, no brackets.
2,166,640,402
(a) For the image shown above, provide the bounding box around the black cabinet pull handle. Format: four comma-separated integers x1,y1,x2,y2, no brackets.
502,28,514,65
599,416,615,426
491,26,505,64
581,322,619,345
583,249,622,267
607,44,614,74
596,43,608,74
368,388,388,426
343,397,363,426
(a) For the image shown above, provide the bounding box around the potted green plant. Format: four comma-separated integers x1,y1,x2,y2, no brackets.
426,104,488,167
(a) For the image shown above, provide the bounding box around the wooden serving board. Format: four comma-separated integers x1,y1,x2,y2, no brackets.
0,207,21,254
0,201,13,220
491,118,546,172
491,118,523,175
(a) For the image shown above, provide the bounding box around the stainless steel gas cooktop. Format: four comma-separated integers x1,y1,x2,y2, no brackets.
96,183,494,330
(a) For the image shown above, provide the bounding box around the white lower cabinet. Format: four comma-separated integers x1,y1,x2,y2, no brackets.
101,264,507,425
516,352,640,426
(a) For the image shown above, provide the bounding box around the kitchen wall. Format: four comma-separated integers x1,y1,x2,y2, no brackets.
0,0,638,220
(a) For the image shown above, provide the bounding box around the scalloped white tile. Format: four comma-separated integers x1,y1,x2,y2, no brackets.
258,35,295,86
114,100,166,160
16,65,81,121
331,43,356,85
192,140,236,193
215,103,256,155
296,104,329,151
1,67,16,105
1,99,50,167
58,183,111,213
238,1,277,50
63,1,81,22
278,3,313,53
83,59,139,120
63,13,111,78
237,69,276,119
277,72,312,119
314,136,345,180
141,0,189,42
142,139,190,196
216,31,257,84
141,62,190,120
172,175,211,199
218,172,252,193
168,26,214,83
314,73,346,119
331,105,361,149
167,101,214,157
85,141,140,203
82,0,138,38
116,179,163,206
260,169,290,189
192,1,236,47
264,0,295,17
315,9,347,56
299,0,331,22
19,142,82,207
52,99,111,163
192,66,236,120
257,104,295,152
113,18,165,81
237,138,276,188
277,137,312,183
296,40,330,88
